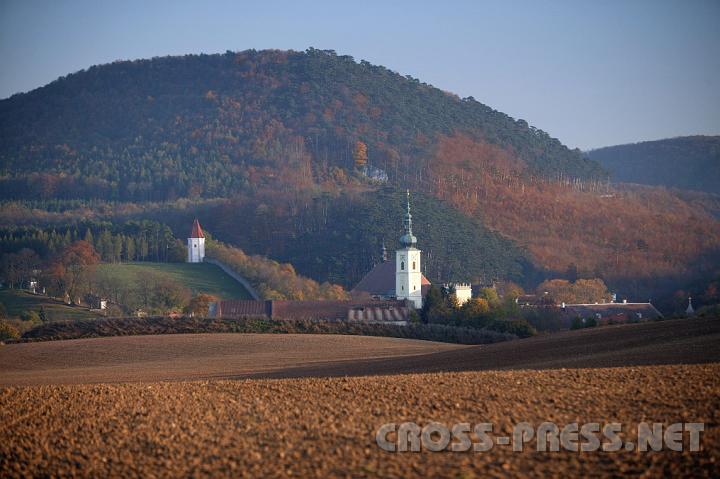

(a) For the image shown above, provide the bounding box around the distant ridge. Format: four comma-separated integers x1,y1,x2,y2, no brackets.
586,135,720,194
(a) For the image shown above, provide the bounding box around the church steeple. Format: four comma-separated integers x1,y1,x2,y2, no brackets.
395,190,423,309
399,189,417,248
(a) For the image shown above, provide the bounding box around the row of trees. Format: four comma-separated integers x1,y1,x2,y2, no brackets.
0,220,184,263
206,240,347,301
535,278,612,304
93,267,215,316
418,285,537,337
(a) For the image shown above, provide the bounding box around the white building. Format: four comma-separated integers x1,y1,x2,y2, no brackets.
187,219,206,263
395,190,423,309
444,283,472,306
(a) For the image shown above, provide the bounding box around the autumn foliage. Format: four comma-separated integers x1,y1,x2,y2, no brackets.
428,134,720,282
45,240,100,303
206,240,348,301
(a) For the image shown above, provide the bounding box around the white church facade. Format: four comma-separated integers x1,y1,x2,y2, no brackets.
187,218,205,263
395,190,424,309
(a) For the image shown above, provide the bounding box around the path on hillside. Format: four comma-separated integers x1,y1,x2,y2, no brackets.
203,259,261,300
0,317,717,386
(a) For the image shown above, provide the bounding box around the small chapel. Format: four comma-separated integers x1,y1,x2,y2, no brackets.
187,218,205,263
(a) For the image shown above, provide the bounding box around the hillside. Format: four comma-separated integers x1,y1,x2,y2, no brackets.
0,289,101,322
96,262,252,300
1,49,719,300
155,187,535,288
587,136,720,194
0,49,602,203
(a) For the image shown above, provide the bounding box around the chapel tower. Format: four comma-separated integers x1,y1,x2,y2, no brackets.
187,219,205,263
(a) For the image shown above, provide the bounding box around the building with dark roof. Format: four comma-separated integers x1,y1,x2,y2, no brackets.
560,301,663,327
351,260,431,300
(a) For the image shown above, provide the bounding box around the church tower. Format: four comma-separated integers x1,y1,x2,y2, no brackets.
187,219,205,263
395,190,423,309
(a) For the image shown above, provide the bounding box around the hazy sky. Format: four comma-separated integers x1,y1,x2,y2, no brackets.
1,0,718,149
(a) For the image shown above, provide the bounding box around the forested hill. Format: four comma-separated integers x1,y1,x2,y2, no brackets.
0,48,603,201
586,136,720,194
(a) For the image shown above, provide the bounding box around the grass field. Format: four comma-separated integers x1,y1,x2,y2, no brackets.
0,289,101,322
96,262,251,299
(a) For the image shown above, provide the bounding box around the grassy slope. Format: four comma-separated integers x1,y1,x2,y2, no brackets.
96,262,252,300
0,290,101,321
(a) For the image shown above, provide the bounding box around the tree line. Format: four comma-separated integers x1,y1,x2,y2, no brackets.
0,220,185,264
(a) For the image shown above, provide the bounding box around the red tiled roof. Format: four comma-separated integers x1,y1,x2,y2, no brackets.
190,219,204,238
351,261,430,297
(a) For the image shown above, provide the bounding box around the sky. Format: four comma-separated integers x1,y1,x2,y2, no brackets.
0,0,718,150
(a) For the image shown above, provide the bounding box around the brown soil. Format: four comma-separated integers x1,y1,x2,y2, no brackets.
1,365,718,477
0,333,462,386
1,317,718,477
1,317,717,386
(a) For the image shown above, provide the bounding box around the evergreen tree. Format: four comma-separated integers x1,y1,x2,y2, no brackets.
83,228,94,247
112,235,123,263
125,236,136,262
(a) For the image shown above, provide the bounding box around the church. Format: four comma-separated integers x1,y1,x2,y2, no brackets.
351,191,431,309
209,191,474,321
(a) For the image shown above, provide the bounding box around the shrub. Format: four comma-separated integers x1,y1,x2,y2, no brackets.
20,316,518,345
0,320,20,341
20,310,41,323
485,318,537,338
697,304,720,318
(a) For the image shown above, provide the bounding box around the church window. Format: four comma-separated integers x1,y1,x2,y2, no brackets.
412,261,416,270
401,261,404,271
